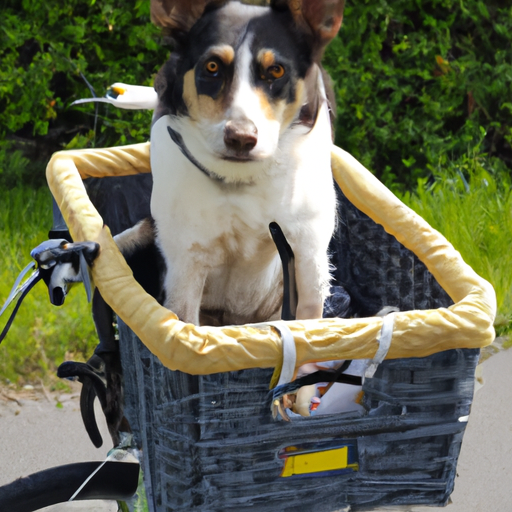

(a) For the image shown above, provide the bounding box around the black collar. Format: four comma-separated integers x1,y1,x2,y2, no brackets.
166,125,225,182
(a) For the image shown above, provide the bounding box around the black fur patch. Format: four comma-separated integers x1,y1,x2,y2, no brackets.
195,56,233,99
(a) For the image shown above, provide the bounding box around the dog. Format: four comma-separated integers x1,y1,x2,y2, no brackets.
116,0,345,327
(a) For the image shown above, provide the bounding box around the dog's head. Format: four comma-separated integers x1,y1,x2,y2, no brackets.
152,0,344,182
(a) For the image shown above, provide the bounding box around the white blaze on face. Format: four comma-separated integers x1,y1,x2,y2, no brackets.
225,37,281,160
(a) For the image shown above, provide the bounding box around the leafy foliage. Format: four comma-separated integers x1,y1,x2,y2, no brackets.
0,0,168,187
324,0,512,189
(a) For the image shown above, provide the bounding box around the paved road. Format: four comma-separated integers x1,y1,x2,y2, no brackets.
0,382,116,512
1,349,511,512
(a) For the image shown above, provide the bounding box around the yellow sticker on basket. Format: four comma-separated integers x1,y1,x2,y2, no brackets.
281,446,358,477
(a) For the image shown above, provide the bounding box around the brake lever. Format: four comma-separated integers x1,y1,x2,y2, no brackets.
0,239,100,343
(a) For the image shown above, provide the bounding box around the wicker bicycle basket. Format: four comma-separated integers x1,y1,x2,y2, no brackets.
46,144,494,511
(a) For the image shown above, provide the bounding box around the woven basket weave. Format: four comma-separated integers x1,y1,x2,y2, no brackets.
85,174,478,511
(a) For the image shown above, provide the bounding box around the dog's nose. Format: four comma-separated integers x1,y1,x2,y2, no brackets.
224,120,258,152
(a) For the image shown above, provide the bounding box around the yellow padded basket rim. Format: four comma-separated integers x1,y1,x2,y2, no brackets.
46,143,496,375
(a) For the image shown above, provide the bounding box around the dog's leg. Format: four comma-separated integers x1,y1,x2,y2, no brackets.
162,259,207,325
294,253,330,320
290,224,333,320
113,217,155,257
114,218,206,323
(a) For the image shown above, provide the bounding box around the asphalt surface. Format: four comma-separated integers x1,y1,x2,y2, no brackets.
1,349,511,512
0,382,116,512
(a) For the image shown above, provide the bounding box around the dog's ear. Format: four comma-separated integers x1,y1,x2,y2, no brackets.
272,0,345,53
151,0,228,34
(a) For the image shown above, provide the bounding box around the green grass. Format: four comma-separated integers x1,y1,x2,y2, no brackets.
0,187,97,385
398,150,512,339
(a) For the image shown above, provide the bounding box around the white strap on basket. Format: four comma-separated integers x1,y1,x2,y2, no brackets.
364,312,396,380
266,321,297,385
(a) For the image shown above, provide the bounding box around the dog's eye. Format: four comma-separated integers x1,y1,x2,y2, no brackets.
205,60,220,75
268,65,285,79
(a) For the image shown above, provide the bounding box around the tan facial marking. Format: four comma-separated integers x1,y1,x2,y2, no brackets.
255,88,279,122
208,44,235,66
258,49,276,71
254,78,305,130
183,68,225,122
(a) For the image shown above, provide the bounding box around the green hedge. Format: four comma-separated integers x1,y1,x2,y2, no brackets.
1,0,511,189
324,0,512,188
0,0,168,187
